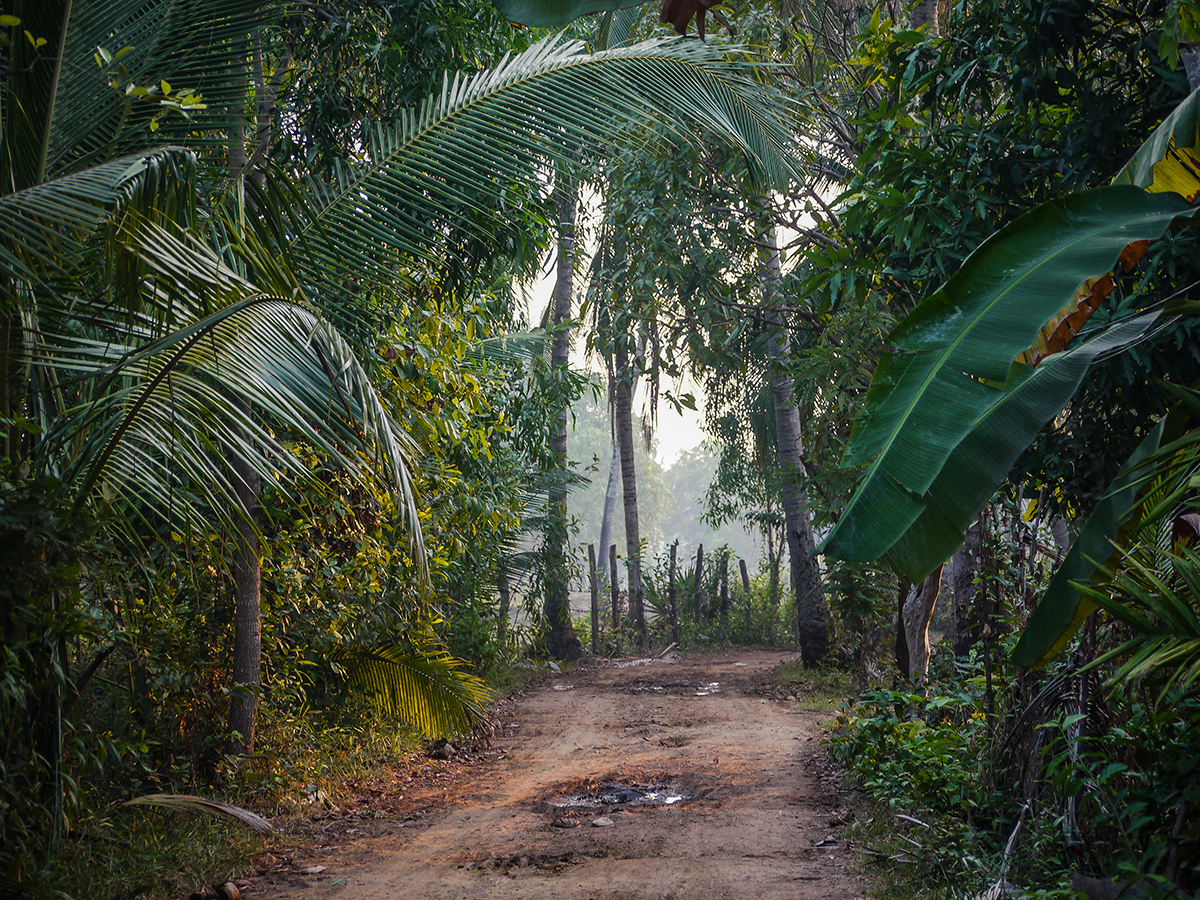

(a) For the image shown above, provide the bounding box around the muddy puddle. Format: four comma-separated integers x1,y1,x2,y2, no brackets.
548,780,690,812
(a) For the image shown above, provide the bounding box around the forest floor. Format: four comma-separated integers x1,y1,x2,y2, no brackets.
241,649,874,900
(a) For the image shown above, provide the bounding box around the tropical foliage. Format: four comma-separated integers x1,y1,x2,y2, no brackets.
7,0,1200,894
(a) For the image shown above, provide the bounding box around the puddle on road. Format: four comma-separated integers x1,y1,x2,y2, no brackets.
549,781,689,812
628,680,722,696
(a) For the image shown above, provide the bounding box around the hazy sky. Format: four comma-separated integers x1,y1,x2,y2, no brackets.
521,265,706,469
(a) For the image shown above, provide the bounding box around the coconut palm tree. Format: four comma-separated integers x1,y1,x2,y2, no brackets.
2,0,800,758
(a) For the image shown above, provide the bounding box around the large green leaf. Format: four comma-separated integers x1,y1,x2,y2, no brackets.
1012,390,1200,668
491,0,647,28
879,311,1164,580
818,186,1194,577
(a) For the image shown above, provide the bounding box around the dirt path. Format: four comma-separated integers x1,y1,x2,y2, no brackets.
248,649,871,900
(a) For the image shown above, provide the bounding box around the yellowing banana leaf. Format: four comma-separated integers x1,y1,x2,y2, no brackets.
818,186,1194,576
1013,90,1200,369
1112,87,1200,191
880,311,1161,581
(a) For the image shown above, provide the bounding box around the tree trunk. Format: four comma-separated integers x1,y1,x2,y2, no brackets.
896,579,911,680
910,0,939,31
225,52,262,756
228,451,262,753
949,520,985,658
761,217,827,666
545,176,582,661
496,568,511,645
597,409,622,601
902,565,944,684
613,336,647,650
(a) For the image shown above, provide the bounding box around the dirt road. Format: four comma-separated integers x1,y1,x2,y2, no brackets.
249,650,871,900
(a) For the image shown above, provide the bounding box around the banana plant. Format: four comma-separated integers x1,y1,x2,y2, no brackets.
818,89,1200,661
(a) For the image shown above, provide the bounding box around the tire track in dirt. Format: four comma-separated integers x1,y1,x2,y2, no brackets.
249,650,871,900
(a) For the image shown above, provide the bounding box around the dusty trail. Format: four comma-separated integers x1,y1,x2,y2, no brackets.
249,650,871,900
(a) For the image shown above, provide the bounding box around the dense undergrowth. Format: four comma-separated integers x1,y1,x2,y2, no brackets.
826,644,1200,899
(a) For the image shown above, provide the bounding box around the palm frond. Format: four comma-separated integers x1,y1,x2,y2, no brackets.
124,793,274,833
1083,543,1200,702
335,643,492,739
34,222,425,569
49,0,274,176
256,34,800,300
0,148,197,293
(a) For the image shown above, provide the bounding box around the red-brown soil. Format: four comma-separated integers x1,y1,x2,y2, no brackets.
243,649,873,900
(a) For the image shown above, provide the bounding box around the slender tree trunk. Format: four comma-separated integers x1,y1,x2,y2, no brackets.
613,336,647,650
765,513,780,607
228,451,262,753
760,215,827,666
496,568,511,645
949,520,985,658
895,579,911,679
597,415,621,601
225,51,263,754
545,176,581,661
902,565,944,684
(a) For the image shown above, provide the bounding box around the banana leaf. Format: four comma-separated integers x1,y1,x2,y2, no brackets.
1012,392,1200,668
818,186,1195,576
880,311,1163,580
491,0,646,27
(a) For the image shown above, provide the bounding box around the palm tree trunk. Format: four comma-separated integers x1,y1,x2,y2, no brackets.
760,216,827,666
545,175,581,661
613,337,647,650
226,50,264,753
228,451,261,753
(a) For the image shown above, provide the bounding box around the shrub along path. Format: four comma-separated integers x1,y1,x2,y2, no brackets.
245,650,871,899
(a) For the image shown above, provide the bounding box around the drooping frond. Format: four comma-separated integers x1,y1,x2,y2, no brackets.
0,148,197,296
335,642,492,739
34,222,425,570
124,794,274,833
255,34,801,303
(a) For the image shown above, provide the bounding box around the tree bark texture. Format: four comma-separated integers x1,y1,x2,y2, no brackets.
901,565,944,684
597,422,621,601
613,336,647,650
496,568,511,645
545,177,582,661
761,218,827,666
229,452,262,753
949,520,985,658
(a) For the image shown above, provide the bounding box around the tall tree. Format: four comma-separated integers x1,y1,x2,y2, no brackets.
545,173,584,659
760,216,828,664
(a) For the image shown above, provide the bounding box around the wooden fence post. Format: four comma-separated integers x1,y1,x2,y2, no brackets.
694,544,705,622
719,550,730,620
588,543,599,656
610,543,620,638
739,557,752,638
668,542,678,645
